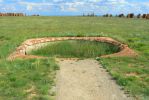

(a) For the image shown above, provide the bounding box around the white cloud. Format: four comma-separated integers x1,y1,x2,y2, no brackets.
141,2,149,7
1,5,16,12
0,0,149,15
18,1,54,11
19,2,53,6
66,7,78,12
26,4,33,11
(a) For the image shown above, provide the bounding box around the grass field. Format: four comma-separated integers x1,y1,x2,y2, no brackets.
0,16,149,100
0,58,59,100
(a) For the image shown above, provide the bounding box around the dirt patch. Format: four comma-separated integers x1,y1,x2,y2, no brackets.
56,59,134,100
126,72,139,77
25,86,37,100
7,37,137,60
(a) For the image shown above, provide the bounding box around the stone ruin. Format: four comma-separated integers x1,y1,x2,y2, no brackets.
127,13,134,18
102,13,149,19
8,37,137,60
103,14,113,17
118,14,125,18
0,13,25,16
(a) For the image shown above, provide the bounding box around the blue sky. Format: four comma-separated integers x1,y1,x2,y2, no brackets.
0,0,149,16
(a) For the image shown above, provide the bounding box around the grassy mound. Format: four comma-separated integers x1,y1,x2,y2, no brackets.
30,40,120,58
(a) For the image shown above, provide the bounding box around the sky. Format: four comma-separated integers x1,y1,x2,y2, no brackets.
0,0,149,16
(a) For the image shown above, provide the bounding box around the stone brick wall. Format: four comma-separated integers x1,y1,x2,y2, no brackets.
8,37,137,60
0,13,24,16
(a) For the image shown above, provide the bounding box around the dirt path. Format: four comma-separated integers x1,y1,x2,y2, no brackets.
56,59,133,100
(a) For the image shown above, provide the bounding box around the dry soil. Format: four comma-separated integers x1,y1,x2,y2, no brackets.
56,59,133,100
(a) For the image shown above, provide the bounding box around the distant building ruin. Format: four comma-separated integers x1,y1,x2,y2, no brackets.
31,14,40,16
137,14,141,18
127,13,134,18
101,13,149,20
118,14,125,18
142,14,149,19
0,13,25,16
82,13,96,17
146,14,149,19
103,14,112,17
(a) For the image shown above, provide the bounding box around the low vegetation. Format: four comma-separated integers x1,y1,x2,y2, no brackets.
100,56,149,100
29,40,120,58
0,58,59,100
0,16,149,100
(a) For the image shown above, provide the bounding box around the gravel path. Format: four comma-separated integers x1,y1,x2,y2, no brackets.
56,59,133,100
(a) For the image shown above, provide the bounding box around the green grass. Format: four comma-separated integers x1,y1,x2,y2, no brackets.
0,16,149,100
100,56,149,100
0,58,59,100
29,40,120,58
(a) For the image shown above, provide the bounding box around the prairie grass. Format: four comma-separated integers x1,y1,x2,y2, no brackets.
100,56,149,100
0,16,149,100
0,58,59,100
30,40,120,58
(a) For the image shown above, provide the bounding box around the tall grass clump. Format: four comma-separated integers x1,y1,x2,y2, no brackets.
30,40,120,58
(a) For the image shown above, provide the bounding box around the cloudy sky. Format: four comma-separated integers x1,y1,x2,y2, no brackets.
0,0,149,16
